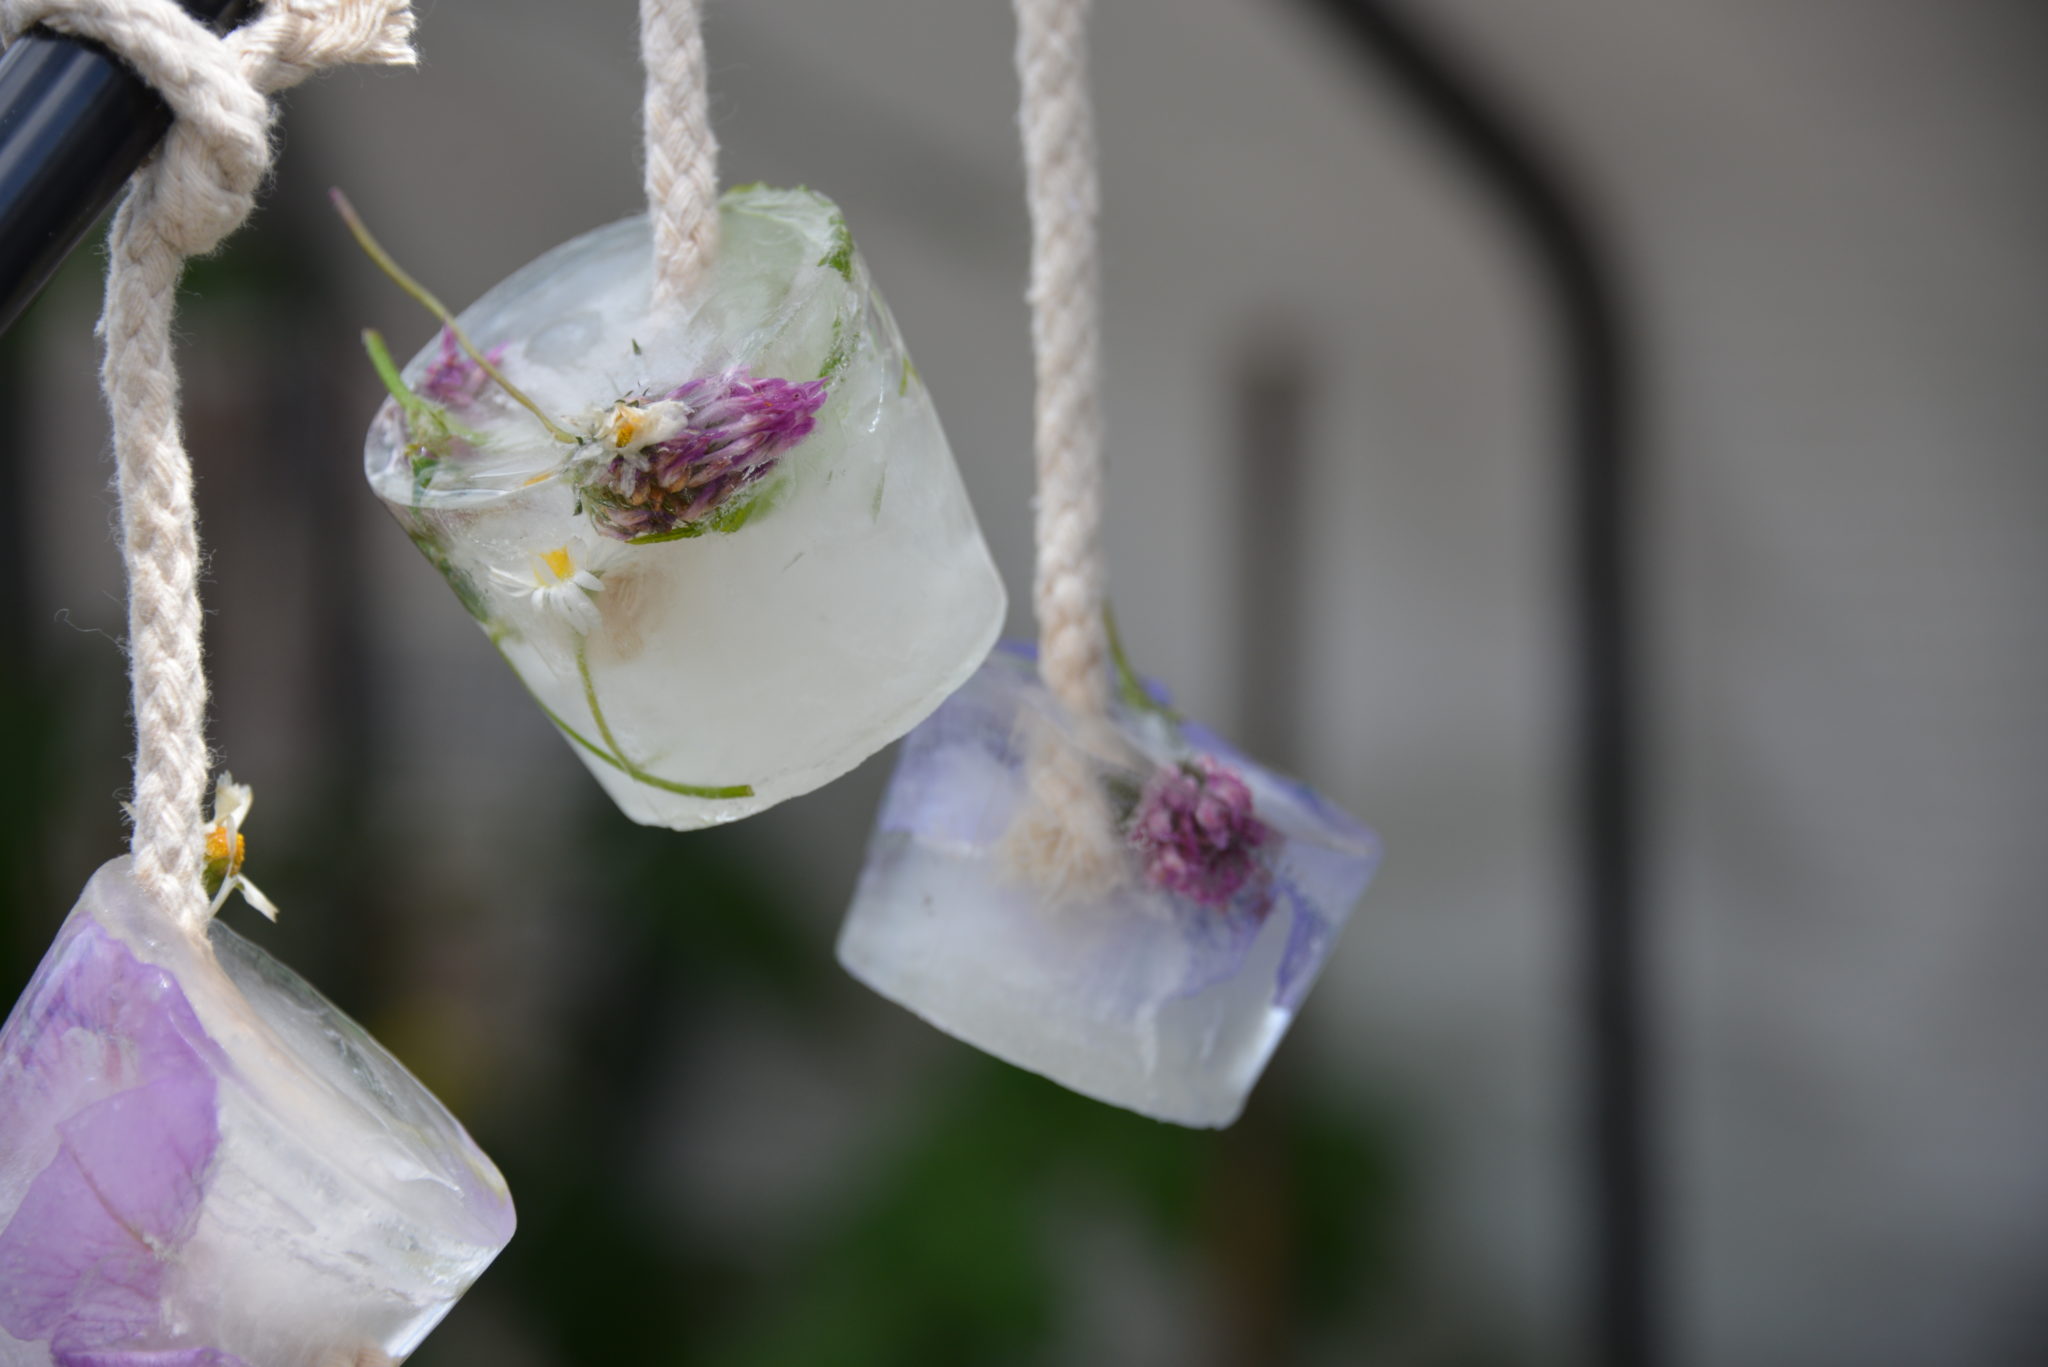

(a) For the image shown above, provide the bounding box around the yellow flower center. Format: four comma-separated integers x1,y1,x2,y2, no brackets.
610,404,643,448
203,822,245,888
541,546,574,582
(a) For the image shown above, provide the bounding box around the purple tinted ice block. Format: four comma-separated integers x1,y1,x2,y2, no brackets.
0,860,513,1367
837,644,1380,1127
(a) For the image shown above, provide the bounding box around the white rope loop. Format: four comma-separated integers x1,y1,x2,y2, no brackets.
640,0,718,313
1015,0,1108,725
0,0,415,933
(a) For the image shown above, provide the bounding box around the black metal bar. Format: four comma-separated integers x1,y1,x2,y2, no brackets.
1233,326,1313,767
0,0,255,337
1291,4,1655,1365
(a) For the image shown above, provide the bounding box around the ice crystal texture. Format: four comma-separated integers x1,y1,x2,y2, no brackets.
837,645,1380,1128
365,187,1005,830
0,860,513,1367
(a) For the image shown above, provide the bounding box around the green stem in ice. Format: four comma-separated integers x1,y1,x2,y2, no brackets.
367,328,490,504
364,329,434,428
1104,603,1176,721
364,328,487,442
573,640,754,799
331,188,579,445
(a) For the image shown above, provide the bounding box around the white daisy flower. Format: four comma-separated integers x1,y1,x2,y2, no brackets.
203,773,280,921
595,397,693,452
490,536,620,634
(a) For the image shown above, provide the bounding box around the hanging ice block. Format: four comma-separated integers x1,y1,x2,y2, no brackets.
0,860,514,1367
364,186,1006,829
837,645,1380,1128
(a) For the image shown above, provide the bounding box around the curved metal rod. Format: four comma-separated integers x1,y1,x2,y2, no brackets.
1291,4,1655,1364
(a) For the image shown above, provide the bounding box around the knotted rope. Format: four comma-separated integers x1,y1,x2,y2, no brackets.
1007,0,1121,895
640,0,718,311
0,0,415,934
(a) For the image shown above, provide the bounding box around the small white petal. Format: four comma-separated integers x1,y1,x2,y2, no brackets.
212,773,253,829
556,588,602,634
599,398,693,451
236,876,282,922
576,537,629,576
636,400,694,445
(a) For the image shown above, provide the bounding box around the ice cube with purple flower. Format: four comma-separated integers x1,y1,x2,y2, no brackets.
836,644,1379,1128
0,861,513,1367
362,185,1005,831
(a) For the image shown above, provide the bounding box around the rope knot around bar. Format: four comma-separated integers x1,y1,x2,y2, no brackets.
0,0,415,932
1,0,412,256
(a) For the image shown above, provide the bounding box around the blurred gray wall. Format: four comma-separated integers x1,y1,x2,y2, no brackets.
15,1,2048,1363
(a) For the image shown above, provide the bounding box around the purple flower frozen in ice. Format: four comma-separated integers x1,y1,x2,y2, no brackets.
1127,755,1275,909
0,919,237,1365
578,369,829,541
418,328,504,409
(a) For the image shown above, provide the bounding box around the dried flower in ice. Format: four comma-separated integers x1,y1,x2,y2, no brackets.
575,369,828,541
419,328,505,409
1127,756,1274,909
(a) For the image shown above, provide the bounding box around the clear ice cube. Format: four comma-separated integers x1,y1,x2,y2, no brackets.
837,644,1380,1128
364,186,1006,830
0,859,514,1366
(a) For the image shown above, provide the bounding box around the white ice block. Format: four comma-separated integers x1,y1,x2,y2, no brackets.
838,645,1380,1128
0,859,513,1366
365,186,1005,829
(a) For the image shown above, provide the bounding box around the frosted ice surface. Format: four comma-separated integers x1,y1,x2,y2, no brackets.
0,859,513,1366
838,646,1380,1128
365,186,1005,830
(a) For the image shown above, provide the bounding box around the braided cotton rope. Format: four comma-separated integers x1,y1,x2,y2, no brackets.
0,0,415,934
1016,0,1108,723
1004,0,1124,895
640,0,718,312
